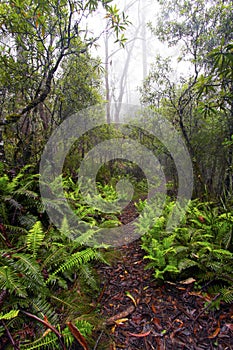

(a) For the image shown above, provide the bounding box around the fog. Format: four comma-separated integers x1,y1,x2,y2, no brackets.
89,0,191,105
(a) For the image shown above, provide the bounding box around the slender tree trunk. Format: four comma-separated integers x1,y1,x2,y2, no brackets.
0,122,5,163
105,32,111,124
141,6,147,81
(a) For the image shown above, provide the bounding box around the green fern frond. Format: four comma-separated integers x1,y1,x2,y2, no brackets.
47,248,98,283
78,263,98,291
73,319,93,337
0,309,19,320
220,287,233,303
6,165,34,193
222,229,232,249
31,297,59,325
20,331,61,350
0,266,27,297
5,197,23,210
4,224,28,235
26,221,45,258
0,174,9,192
18,214,38,230
51,295,75,312
13,253,45,287
0,202,8,224
178,258,198,271
41,245,67,270
212,248,232,259
73,229,98,246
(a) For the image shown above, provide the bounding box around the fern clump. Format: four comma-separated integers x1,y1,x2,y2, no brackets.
0,168,113,349
138,198,233,303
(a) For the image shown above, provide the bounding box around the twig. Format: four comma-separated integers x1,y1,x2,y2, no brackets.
20,310,66,350
147,340,156,350
93,330,104,350
2,320,20,350
193,293,221,323
106,305,135,325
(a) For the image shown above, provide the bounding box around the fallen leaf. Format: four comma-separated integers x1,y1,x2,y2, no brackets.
151,303,156,314
128,330,151,337
43,315,49,323
125,291,137,307
208,327,220,339
110,342,116,350
106,305,135,325
152,317,162,330
179,277,196,284
174,319,183,328
66,321,89,350
42,329,51,337
208,321,221,339
114,318,128,325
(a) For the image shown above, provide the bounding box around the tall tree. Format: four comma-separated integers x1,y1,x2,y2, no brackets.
0,0,129,163
141,0,233,197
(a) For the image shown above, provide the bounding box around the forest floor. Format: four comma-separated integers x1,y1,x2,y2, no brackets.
94,202,233,350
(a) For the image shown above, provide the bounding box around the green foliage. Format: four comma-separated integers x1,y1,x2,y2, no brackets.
0,167,117,348
47,247,100,283
139,198,233,303
0,309,19,320
142,0,233,198
20,320,93,350
26,221,45,258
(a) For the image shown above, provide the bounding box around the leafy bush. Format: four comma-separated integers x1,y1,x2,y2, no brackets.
0,166,119,349
138,198,233,303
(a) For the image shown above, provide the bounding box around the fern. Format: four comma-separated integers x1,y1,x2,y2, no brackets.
31,297,59,325
4,224,28,235
47,248,98,283
20,332,59,350
0,266,27,297
140,198,233,284
73,228,98,245
26,221,45,258
0,309,19,320
78,263,98,291
0,169,117,347
13,253,45,288
20,319,93,350
220,286,233,303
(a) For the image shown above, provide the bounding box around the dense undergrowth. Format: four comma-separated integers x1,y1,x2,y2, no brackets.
0,164,120,349
0,162,232,349
137,197,233,307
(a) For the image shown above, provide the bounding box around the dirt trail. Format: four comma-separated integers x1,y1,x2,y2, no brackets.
95,202,233,350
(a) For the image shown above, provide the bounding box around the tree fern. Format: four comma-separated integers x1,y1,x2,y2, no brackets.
26,221,45,258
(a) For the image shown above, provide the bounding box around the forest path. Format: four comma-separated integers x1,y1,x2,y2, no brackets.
94,202,233,350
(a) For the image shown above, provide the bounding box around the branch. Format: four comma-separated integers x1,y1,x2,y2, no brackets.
20,310,66,350
2,320,20,350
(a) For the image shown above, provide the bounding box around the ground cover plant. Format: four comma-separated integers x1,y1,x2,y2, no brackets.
0,164,122,349
138,198,233,306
